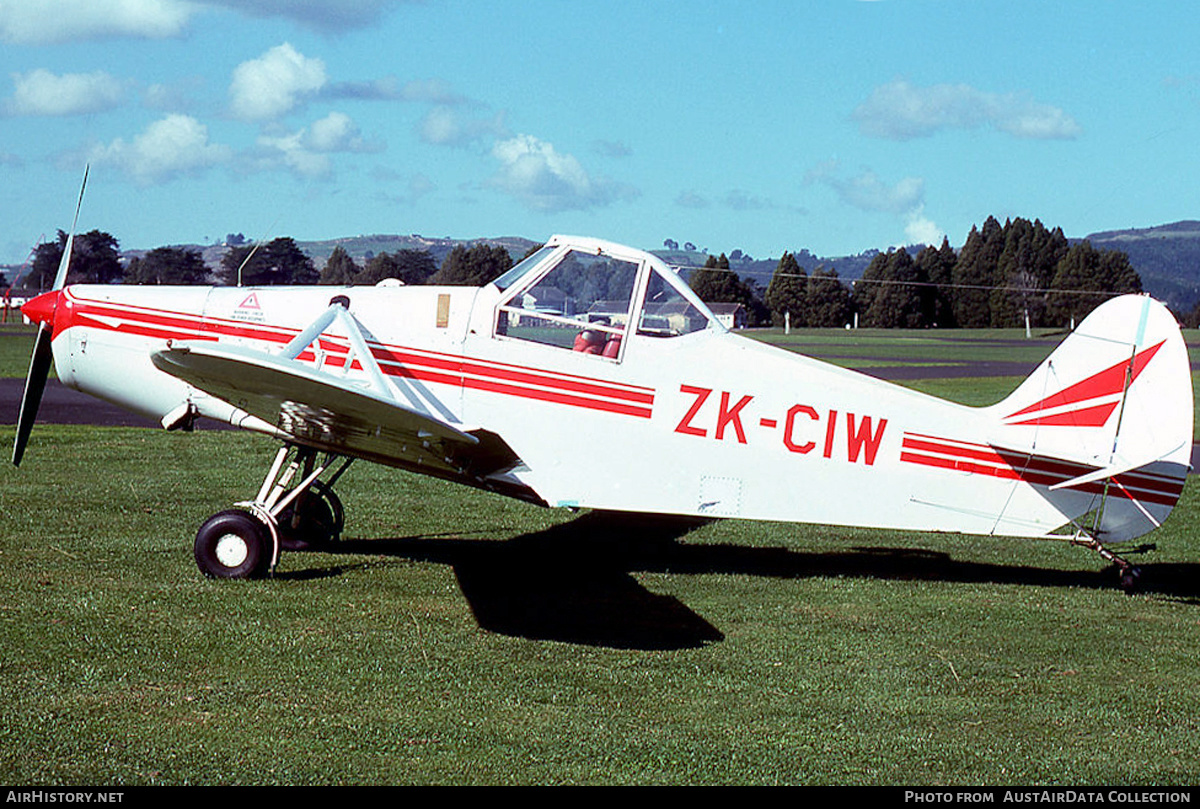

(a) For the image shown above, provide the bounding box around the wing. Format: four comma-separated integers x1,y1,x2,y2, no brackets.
151,342,523,488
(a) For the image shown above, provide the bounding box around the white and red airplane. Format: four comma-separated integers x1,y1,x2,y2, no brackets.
12,202,1193,590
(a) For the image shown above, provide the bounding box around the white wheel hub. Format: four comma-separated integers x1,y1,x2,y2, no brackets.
215,533,250,568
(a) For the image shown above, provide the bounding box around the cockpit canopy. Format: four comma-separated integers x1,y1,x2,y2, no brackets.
492,235,718,361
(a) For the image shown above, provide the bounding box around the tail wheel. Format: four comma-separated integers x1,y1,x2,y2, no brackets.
1119,566,1142,595
195,510,271,579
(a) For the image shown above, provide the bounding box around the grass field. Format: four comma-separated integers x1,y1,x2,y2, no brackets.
2,323,1200,785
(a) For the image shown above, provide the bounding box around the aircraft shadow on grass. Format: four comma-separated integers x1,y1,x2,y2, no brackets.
279,510,1200,650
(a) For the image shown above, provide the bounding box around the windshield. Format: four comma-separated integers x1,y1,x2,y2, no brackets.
492,245,557,291
496,249,639,354
493,240,719,361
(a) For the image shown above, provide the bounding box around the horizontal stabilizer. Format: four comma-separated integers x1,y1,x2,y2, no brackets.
1047,443,1189,491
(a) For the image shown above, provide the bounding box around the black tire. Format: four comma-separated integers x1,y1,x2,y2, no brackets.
194,510,271,579
1119,566,1142,595
277,484,344,551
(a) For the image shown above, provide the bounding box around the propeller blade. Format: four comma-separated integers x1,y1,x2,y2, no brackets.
12,322,53,466
53,164,88,291
12,165,87,467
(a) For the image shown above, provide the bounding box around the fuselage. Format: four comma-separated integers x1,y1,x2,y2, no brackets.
24,236,1190,544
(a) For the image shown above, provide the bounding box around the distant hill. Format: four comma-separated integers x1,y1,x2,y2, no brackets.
296,234,540,268
115,234,541,284
9,223,1199,314
1081,221,1200,312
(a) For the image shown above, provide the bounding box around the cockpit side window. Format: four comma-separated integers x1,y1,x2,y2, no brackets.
637,266,714,337
495,249,639,359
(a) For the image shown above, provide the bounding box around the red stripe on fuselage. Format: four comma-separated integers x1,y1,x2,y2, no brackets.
59,291,655,418
900,432,1183,507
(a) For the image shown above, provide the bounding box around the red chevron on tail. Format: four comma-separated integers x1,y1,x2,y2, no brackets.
1002,340,1164,427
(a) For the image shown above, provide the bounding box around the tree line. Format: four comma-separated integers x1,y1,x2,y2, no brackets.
22,232,515,289
18,217,1149,329
692,217,1144,329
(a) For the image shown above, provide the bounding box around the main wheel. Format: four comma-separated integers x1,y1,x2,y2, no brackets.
194,509,272,579
276,484,344,551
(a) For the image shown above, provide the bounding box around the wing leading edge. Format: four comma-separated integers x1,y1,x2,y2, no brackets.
151,342,528,494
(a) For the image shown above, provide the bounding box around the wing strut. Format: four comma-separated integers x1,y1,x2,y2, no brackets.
280,295,394,401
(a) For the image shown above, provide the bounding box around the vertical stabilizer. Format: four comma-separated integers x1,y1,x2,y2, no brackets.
986,295,1192,542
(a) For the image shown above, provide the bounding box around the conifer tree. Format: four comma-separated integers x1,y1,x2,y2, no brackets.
806,268,853,327
220,237,316,285
951,216,1004,327
862,248,926,328
318,245,360,285
1047,242,1141,325
915,237,957,327
356,249,436,285
764,252,807,327
30,230,124,287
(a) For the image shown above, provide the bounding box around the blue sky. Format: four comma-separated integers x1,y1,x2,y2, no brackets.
2,0,1198,268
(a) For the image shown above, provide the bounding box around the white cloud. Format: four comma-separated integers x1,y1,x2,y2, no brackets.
0,1,409,44
418,105,508,147
324,76,470,106
407,172,435,199
853,79,1082,141
807,162,924,215
306,111,379,153
0,0,196,44
372,170,436,207
807,160,943,246
203,0,400,33
256,132,331,179
143,76,204,112
675,190,710,209
257,112,382,179
229,43,326,121
397,78,467,105
724,189,771,211
904,206,945,246
8,69,125,116
489,133,637,212
87,114,232,185
324,76,503,148
593,139,632,158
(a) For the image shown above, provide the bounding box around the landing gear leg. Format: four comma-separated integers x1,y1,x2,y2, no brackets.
1073,534,1142,595
193,444,352,579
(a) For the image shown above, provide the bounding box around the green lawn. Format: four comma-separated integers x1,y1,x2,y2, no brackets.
0,323,40,379
2,427,1198,785
2,325,1200,785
